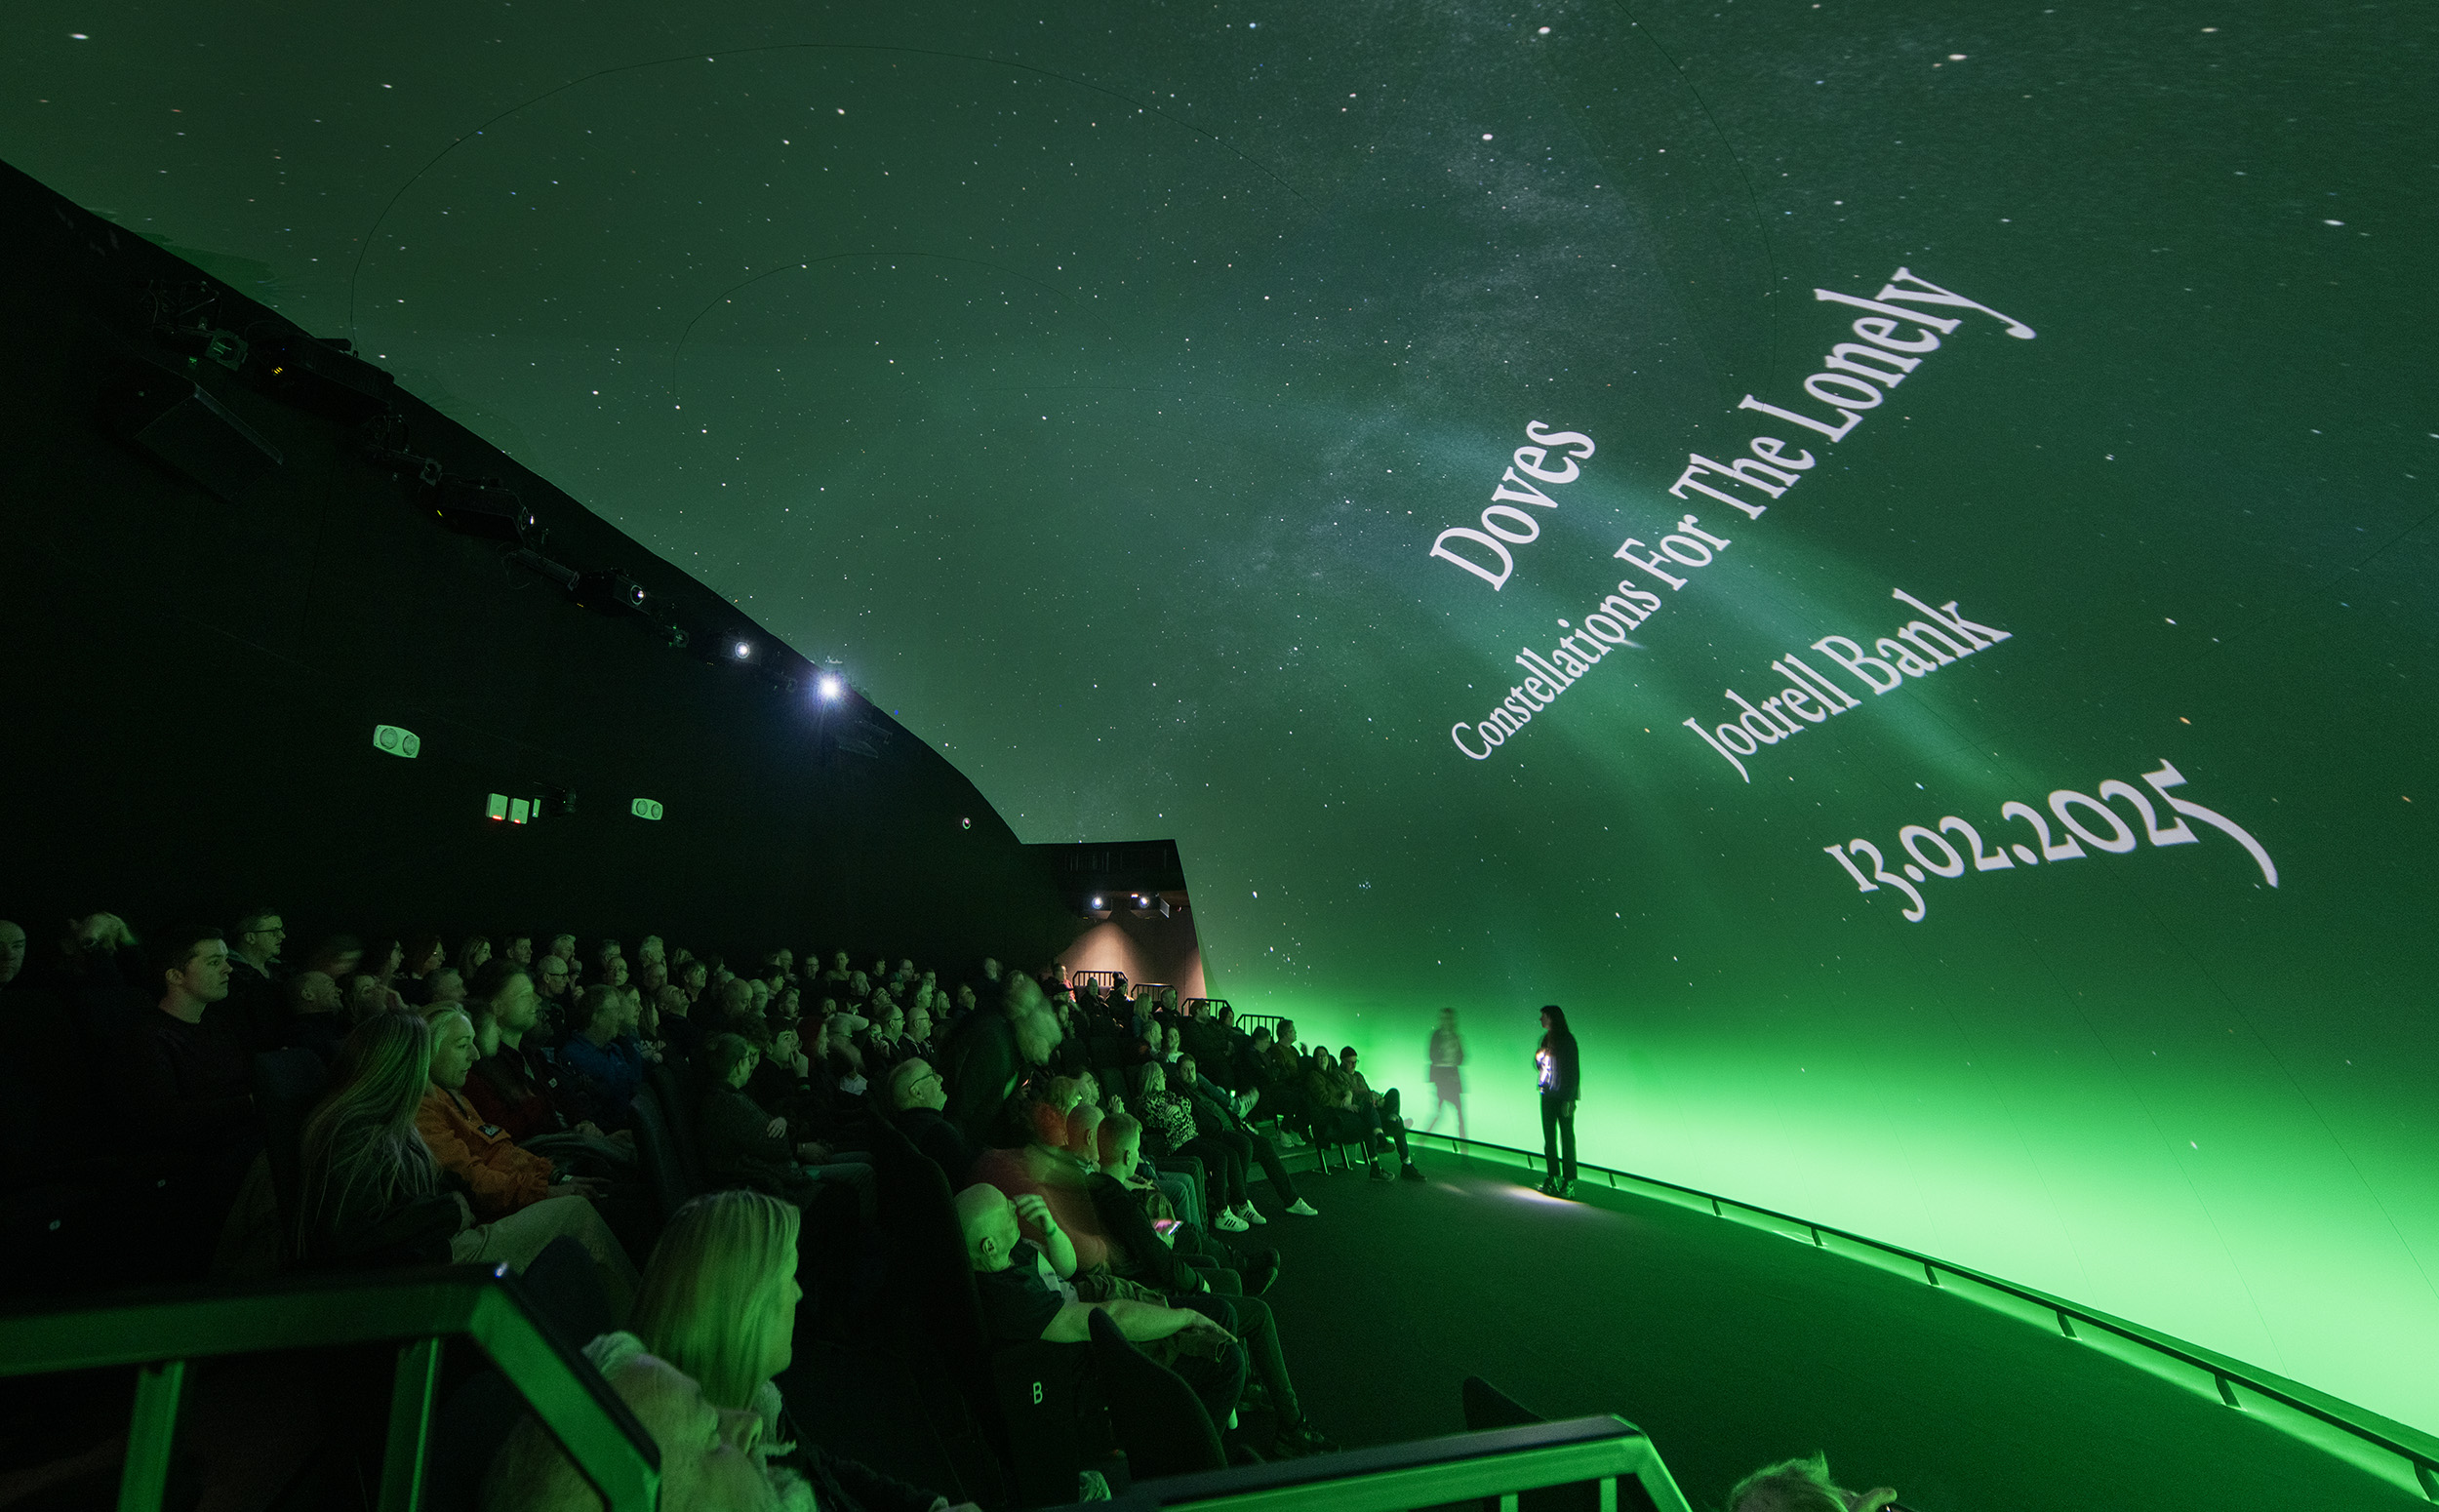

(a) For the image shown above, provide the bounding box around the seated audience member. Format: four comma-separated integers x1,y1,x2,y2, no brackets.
697,1034,846,1197
560,984,646,1133
423,966,467,1008
1248,1029,1309,1142
461,962,603,1145
219,906,288,1052
397,935,445,1006
632,1190,969,1512
458,935,493,980
126,927,260,1260
1093,1112,1277,1296
417,1005,611,1227
280,970,348,1063
956,1183,1245,1430
1177,1054,1316,1217
300,934,363,984
1728,1453,1898,1512
532,953,574,1036
1136,1062,1252,1231
481,1332,790,1512
971,1087,1228,1300
500,935,534,969
299,1012,635,1309
1339,1046,1419,1179
886,1057,976,1184
655,983,700,1061
937,975,1061,1148
1304,1044,1369,1154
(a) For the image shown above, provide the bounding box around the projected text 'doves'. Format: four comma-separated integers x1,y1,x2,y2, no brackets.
1825,761,2278,923
1428,421,1598,590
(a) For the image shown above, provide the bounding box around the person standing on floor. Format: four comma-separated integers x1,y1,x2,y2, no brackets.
1535,1005,1579,1198
1423,1008,1466,1139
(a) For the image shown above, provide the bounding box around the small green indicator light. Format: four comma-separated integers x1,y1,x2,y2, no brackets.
374,725,421,758
486,793,508,821
631,799,664,820
509,798,531,824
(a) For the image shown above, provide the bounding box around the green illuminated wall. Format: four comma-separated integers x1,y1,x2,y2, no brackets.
5,0,2433,1429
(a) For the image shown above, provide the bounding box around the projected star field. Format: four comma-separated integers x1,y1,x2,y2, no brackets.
5,0,2435,1433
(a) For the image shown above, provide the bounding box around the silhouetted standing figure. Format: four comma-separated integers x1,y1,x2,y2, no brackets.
1423,1007,1466,1138
1536,1005,1579,1198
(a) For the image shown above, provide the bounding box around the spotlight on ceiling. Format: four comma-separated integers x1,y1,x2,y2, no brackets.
818,674,844,700
732,640,754,660
1091,896,1103,910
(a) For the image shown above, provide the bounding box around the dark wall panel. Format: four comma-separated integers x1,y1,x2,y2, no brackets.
0,169,1069,964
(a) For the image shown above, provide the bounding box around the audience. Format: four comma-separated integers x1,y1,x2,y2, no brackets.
281,969,347,1061
298,1011,635,1309
409,1004,638,1305
560,983,647,1133
1337,1047,1419,1180
1,892,1526,1498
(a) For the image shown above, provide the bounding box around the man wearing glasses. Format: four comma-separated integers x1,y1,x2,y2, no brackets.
220,907,288,1051
887,1057,977,1183
533,954,575,1042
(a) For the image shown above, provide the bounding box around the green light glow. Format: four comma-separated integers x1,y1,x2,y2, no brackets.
6,0,2432,1434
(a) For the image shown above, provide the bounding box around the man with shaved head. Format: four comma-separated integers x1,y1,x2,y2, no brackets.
957,1181,1251,1434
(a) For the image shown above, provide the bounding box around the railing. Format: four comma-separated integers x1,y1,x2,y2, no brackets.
1405,1130,2439,1502
1085,1413,1689,1512
0,1264,660,1512
1180,998,1230,1017
1069,970,1122,992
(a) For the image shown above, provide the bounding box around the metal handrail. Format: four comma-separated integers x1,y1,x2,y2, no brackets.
1104,1413,1688,1512
1407,1130,2439,1501
0,1264,660,1512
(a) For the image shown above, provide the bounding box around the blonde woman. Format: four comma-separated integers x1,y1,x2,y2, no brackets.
632,1192,971,1512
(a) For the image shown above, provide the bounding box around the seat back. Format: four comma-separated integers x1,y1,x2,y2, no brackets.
629,1085,694,1223
1087,1306,1226,1481
251,1047,331,1251
646,1060,705,1194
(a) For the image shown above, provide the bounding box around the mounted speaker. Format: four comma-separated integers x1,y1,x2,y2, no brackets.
103,361,283,501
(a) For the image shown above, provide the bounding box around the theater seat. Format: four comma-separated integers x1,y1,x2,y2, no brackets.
1087,1306,1226,1481
250,1048,330,1257
628,1086,695,1223
645,1061,705,1194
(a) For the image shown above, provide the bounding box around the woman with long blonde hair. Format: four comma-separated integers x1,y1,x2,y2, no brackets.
633,1191,959,1512
298,1010,639,1312
297,1011,458,1263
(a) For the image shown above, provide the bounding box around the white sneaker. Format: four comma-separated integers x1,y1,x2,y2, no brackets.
1238,1203,1269,1225
1284,1199,1320,1216
1215,1209,1250,1232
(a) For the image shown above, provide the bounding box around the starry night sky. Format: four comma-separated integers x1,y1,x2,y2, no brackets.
8,0,2438,1429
